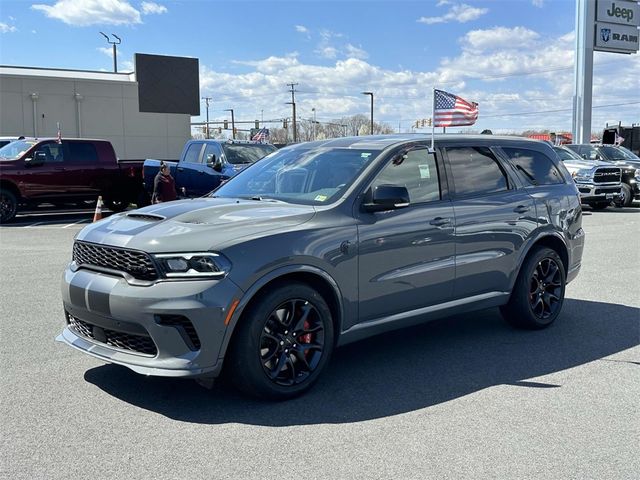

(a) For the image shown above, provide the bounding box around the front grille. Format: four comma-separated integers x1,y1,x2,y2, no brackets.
593,167,621,184
73,241,158,281
67,314,158,356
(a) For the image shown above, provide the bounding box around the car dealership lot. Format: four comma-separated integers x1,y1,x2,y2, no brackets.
1,206,638,479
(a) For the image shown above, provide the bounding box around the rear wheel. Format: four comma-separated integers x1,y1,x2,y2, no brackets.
501,247,566,329
227,283,334,400
0,188,18,223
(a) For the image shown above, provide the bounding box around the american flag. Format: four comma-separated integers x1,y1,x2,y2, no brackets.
251,128,269,142
433,89,478,127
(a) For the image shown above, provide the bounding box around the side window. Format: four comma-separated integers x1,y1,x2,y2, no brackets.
203,144,221,164
371,149,440,204
446,146,508,197
183,143,203,164
35,142,65,163
67,142,98,163
503,147,563,186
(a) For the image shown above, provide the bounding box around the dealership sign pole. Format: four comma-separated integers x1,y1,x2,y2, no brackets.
572,0,639,144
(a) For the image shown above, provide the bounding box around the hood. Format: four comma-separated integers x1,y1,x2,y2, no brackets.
76,197,316,253
562,158,613,172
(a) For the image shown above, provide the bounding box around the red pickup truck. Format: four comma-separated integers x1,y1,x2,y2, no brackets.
0,137,144,223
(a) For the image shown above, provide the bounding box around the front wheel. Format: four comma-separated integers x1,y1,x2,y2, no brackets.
501,247,566,329
227,283,334,400
0,188,18,223
614,183,633,208
104,196,130,212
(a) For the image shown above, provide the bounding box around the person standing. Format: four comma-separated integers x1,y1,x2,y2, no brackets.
152,162,177,203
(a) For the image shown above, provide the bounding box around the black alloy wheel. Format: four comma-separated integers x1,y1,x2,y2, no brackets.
528,258,562,320
0,188,18,223
227,282,334,400
615,183,633,208
501,246,566,329
259,299,326,386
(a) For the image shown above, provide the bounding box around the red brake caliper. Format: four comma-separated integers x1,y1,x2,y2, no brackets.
300,320,312,356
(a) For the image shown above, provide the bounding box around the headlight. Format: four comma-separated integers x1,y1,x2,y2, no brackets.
152,252,231,279
572,168,593,183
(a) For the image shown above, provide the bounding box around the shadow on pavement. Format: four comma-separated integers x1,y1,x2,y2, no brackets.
84,298,639,426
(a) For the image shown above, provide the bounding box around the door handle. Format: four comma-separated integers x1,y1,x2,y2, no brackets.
429,217,451,226
177,167,184,172
514,205,530,213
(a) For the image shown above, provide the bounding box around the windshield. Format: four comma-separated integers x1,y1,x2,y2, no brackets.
0,139,37,160
222,143,277,165
213,145,381,205
615,146,640,160
553,147,582,161
599,146,628,161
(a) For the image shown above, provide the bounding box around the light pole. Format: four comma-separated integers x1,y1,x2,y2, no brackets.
224,109,235,139
99,32,121,72
202,97,212,138
312,107,316,141
361,91,374,135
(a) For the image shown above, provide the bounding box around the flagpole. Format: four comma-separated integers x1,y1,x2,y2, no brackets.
431,87,435,151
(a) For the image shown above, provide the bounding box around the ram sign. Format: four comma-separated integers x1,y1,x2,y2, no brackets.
594,21,640,52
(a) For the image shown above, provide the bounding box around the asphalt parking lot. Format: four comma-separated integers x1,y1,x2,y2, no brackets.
1,204,638,480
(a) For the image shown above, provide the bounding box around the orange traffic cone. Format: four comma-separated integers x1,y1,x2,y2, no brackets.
93,196,103,222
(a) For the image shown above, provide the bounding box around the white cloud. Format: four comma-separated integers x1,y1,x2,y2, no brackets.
0,22,17,33
97,46,113,57
316,46,338,59
532,0,544,7
418,2,488,25
31,0,142,26
295,25,308,34
345,44,369,60
461,27,540,51
141,2,167,15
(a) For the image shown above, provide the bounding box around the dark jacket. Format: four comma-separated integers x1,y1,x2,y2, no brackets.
152,171,177,203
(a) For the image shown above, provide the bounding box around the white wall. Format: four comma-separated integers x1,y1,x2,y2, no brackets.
0,70,190,160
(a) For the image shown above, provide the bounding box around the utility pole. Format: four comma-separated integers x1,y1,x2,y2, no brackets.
312,107,316,141
361,92,374,135
224,109,235,139
99,32,121,72
286,82,298,143
202,97,212,138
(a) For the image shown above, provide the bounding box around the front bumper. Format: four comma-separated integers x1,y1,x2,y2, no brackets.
575,182,621,202
57,266,242,378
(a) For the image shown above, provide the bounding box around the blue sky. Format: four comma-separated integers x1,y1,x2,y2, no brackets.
1,0,638,133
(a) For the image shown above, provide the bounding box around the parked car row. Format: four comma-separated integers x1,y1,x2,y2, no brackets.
552,143,640,209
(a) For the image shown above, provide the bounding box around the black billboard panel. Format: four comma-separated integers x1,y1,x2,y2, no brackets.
135,53,200,115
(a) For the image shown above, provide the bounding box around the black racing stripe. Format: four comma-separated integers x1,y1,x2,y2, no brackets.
87,290,111,316
69,284,87,309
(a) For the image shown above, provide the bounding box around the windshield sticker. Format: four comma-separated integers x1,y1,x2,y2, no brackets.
361,152,372,158
314,195,328,202
419,164,431,179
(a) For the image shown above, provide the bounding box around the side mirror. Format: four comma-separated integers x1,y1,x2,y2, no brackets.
363,185,410,212
207,154,223,172
25,151,46,167
581,154,588,159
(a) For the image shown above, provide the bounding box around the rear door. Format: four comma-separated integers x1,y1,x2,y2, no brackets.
65,141,104,196
443,144,537,299
356,146,456,323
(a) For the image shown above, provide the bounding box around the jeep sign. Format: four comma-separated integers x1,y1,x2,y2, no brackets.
597,0,640,26
594,21,640,52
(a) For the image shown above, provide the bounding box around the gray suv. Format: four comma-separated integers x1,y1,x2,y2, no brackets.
57,135,585,399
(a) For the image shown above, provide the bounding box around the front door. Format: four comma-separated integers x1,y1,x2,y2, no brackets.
356,147,455,324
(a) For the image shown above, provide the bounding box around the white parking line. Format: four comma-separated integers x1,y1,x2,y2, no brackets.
24,222,45,228
62,220,89,228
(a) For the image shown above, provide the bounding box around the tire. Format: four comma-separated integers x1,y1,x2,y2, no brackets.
227,282,334,400
500,247,566,330
615,183,633,208
0,188,18,223
589,202,610,210
104,197,129,212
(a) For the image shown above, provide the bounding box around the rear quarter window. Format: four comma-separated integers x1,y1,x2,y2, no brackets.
502,147,563,186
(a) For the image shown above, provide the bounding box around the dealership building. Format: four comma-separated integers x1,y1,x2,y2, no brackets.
0,54,200,160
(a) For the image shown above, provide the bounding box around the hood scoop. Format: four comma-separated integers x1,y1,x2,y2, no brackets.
126,213,165,222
